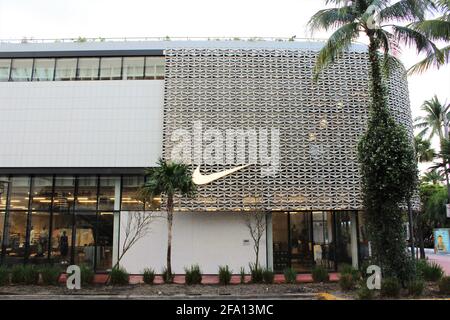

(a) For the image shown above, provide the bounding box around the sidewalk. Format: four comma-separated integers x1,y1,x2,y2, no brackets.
426,251,450,276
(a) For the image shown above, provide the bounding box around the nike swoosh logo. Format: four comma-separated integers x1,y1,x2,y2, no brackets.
192,164,250,185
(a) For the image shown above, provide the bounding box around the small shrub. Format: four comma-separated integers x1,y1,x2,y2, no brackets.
312,265,329,283
11,265,25,284
422,261,444,282
357,285,375,300
218,265,232,285
249,264,263,284
283,267,297,284
407,279,424,297
110,266,129,285
438,276,450,295
184,264,202,285
40,265,60,285
143,268,155,284
162,266,174,284
11,265,39,285
339,273,356,291
262,268,274,284
0,266,9,286
240,267,246,284
415,259,428,279
381,277,401,298
80,265,94,285
340,264,361,281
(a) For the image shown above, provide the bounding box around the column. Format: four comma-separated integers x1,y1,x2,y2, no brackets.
112,177,121,267
266,212,273,270
350,212,359,269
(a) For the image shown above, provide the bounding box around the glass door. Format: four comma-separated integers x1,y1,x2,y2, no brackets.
289,212,313,272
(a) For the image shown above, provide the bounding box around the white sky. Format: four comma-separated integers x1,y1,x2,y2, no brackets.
0,0,449,168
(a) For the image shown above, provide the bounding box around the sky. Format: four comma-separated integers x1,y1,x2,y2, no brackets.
0,0,449,166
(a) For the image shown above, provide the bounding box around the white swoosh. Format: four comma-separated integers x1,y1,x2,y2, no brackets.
192,164,250,185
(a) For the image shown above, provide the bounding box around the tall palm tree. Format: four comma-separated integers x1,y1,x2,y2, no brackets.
139,158,196,278
414,134,435,162
422,169,444,184
409,0,450,74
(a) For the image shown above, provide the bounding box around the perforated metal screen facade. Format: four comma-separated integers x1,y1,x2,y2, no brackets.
162,47,415,212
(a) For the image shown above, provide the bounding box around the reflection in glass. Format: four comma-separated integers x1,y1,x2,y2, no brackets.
145,57,165,79
74,211,96,268
98,177,117,211
53,177,75,213
100,57,122,80
76,177,97,210
28,211,51,262
55,58,77,81
10,59,33,81
121,176,145,210
77,58,100,80
0,211,4,252
0,59,11,81
122,57,144,79
10,177,30,210
51,212,72,265
97,212,113,270
3,211,27,264
32,58,55,81
31,176,53,211
0,178,8,210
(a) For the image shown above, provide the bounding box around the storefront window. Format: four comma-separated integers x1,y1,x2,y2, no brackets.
96,212,114,271
0,59,11,81
10,59,33,81
32,58,55,81
272,212,289,272
51,211,72,265
335,211,352,267
98,177,117,211
74,211,96,268
122,57,144,79
0,178,8,210
10,177,30,210
54,58,77,81
53,177,75,213
358,211,369,262
77,58,100,80
121,176,145,210
0,211,4,253
99,57,122,80
28,211,51,263
76,176,97,210
3,211,28,264
31,176,53,211
312,211,334,269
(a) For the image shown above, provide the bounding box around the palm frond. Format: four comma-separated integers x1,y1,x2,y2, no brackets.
308,7,356,32
393,25,442,58
380,0,436,22
410,19,450,42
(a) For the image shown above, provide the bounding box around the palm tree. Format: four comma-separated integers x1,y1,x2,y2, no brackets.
422,169,444,184
414,134,435,163
409,0,450,74
139,158,196,277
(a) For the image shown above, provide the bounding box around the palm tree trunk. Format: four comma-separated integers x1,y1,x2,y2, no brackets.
166,196,174,276
417,222,426,259
367,36,386,115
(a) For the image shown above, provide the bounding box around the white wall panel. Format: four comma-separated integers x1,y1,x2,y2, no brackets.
0,80,164,167
119,211,267,274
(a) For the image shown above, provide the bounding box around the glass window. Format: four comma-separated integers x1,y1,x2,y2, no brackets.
121,176,144,211
10,177,30,210
97,212,113,271
74,211,96,268
122,57,144,79
99,57,122,80
53,177,75,213
31,176,53,211
0,59,11,81
28,211,51,262
51,211,72,265
145,57,165,79
98,177,118,211
3,211,28,264
77,58,100,80
76,176,97,210
32,58,55,81
0,178,9,211
10,59,33,81
55,58,77,81
0,211,4,253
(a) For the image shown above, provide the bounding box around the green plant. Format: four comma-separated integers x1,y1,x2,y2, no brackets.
283,267,297,284
40,265,61,285
262,268,274,284
249,263,263,284
11,265,25,284
11,265,39,285
110,266,129,285
218,265,232,285
407,279,425,297
142,268,155,285
312,265,329,283
239,267,246,284
162,266,174,284
80,265,94,285
339,273,356,291
381,277,401,298
438,276,450,295
340,264,361,281
357,285,375,300
422,261,444,282
184,264,202,285
0,266,9,286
